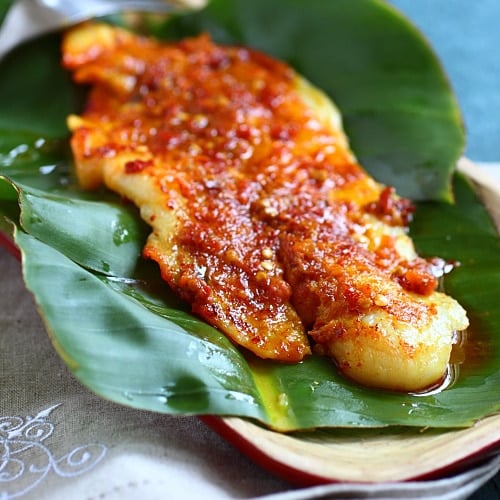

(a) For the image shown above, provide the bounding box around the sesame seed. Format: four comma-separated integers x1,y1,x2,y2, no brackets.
225,248,240,264
191,114,208,129
261,260,273,271
374,294,389,307
261,247,273,259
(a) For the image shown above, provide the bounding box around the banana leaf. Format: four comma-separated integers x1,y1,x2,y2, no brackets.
0,0,14,25
0,0,498,432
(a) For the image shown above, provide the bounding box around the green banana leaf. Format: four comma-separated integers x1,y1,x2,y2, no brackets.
0,0,498,432
0,0,14,25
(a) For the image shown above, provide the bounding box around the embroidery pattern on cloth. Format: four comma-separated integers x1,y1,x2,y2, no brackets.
0,404,107,499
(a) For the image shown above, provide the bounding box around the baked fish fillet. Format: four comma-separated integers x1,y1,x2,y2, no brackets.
63,23,468,390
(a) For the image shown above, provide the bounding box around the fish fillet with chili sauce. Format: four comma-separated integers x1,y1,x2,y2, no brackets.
63,23,469,391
